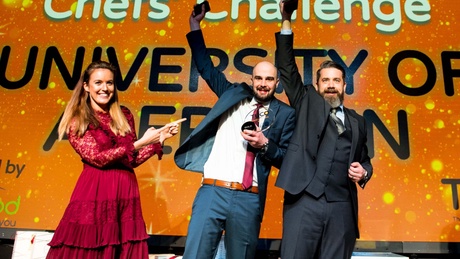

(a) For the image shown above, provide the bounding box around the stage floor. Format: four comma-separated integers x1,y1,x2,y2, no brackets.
2,231,458,259
149,252,409,259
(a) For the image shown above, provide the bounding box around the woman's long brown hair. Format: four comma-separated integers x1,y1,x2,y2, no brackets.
58,61,131,140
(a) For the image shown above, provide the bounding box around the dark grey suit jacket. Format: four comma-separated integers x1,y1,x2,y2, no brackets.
174,30,296,216
274,32,373,238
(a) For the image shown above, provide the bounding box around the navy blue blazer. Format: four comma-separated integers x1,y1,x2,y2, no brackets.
274,32,373,238
174,30,296,216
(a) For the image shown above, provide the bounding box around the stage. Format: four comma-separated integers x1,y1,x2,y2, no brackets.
2,230,459,259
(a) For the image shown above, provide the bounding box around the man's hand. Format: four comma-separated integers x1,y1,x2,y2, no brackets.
280,0,296,18
241,126,268,149
348,162,367,182
190,4,206,31
279,0,294,30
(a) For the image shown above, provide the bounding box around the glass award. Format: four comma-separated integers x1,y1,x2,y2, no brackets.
241,106,275,132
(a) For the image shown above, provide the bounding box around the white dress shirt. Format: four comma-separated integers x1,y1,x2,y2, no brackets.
203,98,268,186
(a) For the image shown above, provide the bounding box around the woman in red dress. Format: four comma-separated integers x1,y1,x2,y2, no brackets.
47,61,183,258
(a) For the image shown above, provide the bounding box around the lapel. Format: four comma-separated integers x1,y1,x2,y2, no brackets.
323,102,332,126
308,86,331,136
260,98,280,135
321,99,332,132
344,107,359,162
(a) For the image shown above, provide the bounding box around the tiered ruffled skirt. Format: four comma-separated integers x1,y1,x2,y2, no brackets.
47,165,149,259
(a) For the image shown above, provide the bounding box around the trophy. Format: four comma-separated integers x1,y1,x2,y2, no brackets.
241,106,275,132
283,0,298,13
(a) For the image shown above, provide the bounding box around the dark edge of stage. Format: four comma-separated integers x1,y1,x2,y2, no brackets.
1,228,459,259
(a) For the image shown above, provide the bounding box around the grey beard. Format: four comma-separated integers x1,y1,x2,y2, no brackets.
324,95,342,108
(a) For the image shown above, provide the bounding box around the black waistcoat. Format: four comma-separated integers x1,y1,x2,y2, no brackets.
305,114,352,201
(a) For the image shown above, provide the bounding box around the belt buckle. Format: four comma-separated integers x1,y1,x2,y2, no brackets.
228,182,238,190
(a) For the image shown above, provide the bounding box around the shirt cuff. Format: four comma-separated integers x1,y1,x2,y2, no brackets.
280,29,293,35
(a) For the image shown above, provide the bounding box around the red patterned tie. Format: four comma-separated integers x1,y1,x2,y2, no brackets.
242,103,263,190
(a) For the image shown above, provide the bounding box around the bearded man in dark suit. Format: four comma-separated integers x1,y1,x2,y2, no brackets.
274,2,373,259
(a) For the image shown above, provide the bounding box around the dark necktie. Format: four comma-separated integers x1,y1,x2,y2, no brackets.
330,107,345,134
242,103,263,189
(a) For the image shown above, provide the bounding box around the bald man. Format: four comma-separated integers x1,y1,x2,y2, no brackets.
173,5,296,259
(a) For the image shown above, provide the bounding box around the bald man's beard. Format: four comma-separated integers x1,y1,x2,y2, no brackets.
253,86,275,103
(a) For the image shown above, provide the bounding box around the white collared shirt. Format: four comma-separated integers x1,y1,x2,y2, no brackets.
203,98,269,186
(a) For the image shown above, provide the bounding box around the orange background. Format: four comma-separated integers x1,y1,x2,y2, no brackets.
1,0,459,243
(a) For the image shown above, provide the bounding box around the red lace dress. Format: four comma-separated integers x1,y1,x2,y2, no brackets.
47,106,162,259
